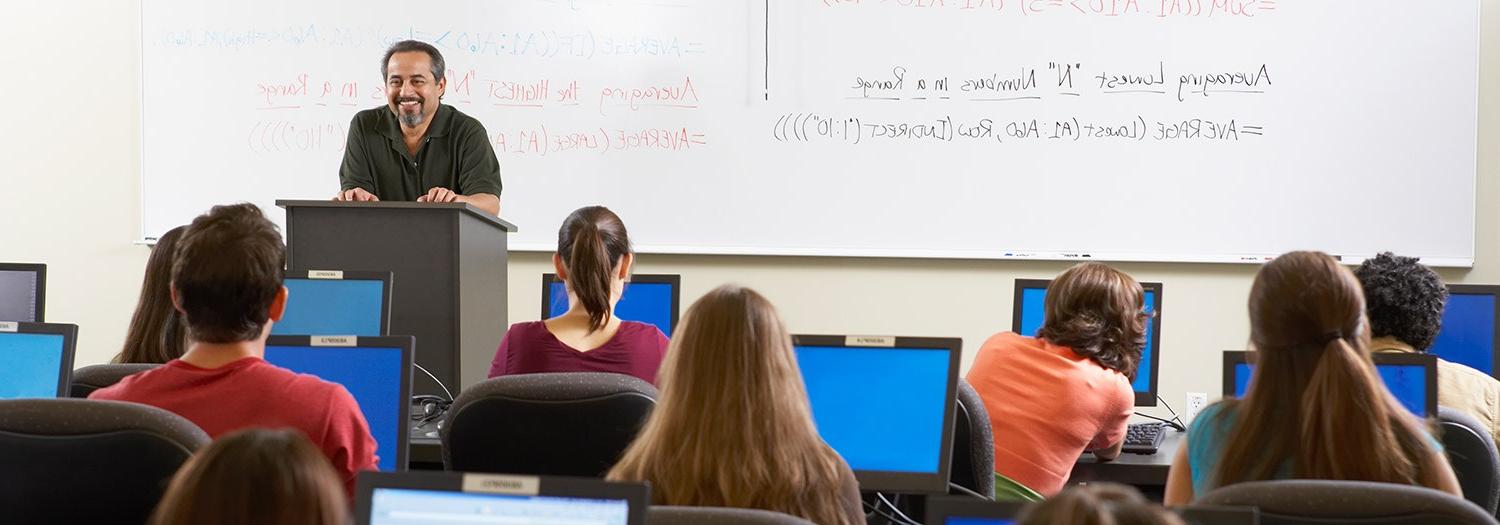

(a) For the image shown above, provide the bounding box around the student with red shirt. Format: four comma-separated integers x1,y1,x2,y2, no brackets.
489,206,669,385
91,203,377,496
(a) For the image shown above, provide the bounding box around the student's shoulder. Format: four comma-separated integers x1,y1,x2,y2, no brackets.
618,321,668,339
504,320,548,340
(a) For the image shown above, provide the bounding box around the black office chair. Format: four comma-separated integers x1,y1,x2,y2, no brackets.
648,506,816,524
69,363,159,398
952,378,996,498
1439,406,1500,515
1198,479,1498,525
442,372,658,477
0,398,210,525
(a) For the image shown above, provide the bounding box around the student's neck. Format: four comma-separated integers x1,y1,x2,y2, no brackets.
179,340,264,369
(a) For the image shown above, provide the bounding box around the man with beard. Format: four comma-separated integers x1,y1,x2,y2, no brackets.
335,40,502,216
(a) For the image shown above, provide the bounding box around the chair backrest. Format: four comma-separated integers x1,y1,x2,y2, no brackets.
1198,480,1499,525
1440,406,1500,516
0,398,210,525
443,372,658,477
69,363,160,398
647,506,817,525
952,377,996,498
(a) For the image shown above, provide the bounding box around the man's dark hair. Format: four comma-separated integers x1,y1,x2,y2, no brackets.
171,203,285,343
381,40,445,82
1354,252,1448,351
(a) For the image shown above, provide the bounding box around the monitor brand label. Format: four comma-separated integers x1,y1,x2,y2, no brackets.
0,322,15,332
846,335,895,347
308,270,344,279
462,474,540,495
312,336,357,347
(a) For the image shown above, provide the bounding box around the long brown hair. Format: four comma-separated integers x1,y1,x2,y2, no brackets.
116,225,189,363
150,428,348,525
1214,251,1430,488
1019,483,1183,525
1035,263,1148,378
556,206,631,333
607,285,858,525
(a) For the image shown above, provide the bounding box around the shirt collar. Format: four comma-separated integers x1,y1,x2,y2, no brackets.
1370,336,1418,354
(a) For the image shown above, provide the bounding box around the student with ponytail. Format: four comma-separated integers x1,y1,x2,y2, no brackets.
488,206,669,384
1163,251,1460,504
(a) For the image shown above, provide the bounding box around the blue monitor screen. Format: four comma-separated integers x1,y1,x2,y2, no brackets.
369,487,631,525
265,344,405,471
0,333,65,399
947,519,1014,525
1232,361,1430,417
794,346,950,474
1018,287,1157,395
548,281,674,336
273,279,385,336
1429,292,1496,376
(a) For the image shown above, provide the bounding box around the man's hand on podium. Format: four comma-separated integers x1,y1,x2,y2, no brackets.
335,188,380,202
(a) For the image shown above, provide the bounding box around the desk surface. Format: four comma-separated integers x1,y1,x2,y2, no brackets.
1068,430,1184,487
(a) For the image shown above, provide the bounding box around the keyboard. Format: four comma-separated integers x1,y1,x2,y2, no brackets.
1122,422,1166,455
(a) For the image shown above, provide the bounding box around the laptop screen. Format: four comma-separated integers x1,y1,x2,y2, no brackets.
275,277,387,336
793,343,953,475
545,275,678,337
0,332,68,399
368,487,632,525
265,340,409,471
1428,289,1497,376
0,268,42,322
1017,282,1159,404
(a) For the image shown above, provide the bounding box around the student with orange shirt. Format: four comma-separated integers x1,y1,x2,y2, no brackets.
966,263,1145,500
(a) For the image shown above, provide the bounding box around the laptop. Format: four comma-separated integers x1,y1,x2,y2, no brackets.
355,470,649,525
0,321,76,399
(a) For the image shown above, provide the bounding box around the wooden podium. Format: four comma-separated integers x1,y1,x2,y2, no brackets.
277,200,516,397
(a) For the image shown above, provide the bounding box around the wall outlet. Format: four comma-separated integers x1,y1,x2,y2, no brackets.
1186,392,1209,424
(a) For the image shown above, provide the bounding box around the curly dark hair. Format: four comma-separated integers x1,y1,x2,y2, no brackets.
1353,252,1448,351
1035,263,1147,379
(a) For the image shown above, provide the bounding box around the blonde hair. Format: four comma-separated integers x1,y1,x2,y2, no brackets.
607,285,858,525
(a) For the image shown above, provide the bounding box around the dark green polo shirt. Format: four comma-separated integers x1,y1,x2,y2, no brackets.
338,104,503,200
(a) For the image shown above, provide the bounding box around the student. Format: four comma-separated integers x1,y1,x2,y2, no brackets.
966,262,1142,500
91,203,377,495
1356,252,1500,443
489,206,668,384
607,285,863,525
1019,483,1184,525
115,225,189,364
1164,251,1461,504
150,428,349,525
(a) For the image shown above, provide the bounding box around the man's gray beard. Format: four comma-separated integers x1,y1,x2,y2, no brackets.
398,111,426,127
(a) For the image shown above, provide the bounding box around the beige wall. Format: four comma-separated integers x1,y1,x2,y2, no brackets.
4,1,1498,422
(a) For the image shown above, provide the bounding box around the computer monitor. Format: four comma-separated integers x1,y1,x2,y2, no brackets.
265,335,412,471
0,263,46,322
1012,278,1164,406
925,496,1026,525
273,270,393,336
1428,284,1500,378
541,273,680,337
355,471,649,525
1222,350,1438,417
0,322,76,399
791,334,961,493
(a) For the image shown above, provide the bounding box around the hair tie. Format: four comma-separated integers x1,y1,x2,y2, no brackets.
1322,330,1345,345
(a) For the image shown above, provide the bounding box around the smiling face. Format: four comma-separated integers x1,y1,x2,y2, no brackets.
384,51,445,129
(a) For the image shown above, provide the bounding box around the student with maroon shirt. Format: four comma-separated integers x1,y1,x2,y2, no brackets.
489,206,669,384
91,203,377,496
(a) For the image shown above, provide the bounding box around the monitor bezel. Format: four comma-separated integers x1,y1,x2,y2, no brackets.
1222,350,1439,417
540,273,681,335
354,470,650,525
791,334,962,494
0,263,46,322
281,269,394,336
924,495,1028,524
1011,278,1164,406
1,322,76,398
1440,284,1500,380
265,335,413,471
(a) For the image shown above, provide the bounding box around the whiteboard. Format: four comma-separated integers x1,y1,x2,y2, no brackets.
141,0,1479,265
